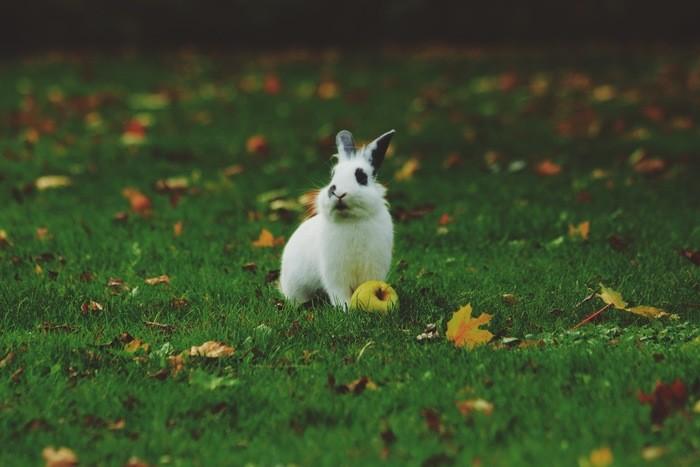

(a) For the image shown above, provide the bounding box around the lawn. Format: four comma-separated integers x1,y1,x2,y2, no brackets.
1,47,700,466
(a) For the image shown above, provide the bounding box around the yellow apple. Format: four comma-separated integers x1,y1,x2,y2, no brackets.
350,281,399,314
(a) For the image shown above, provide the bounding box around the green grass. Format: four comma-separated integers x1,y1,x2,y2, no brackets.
1,48,700,466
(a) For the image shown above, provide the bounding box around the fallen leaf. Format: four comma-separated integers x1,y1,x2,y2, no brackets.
680,249,700,266
579,447,613,467
502,293,518,305
144,274,170,286
36,227,50,240
455,398,494,417
317,80,339,99
568,221,590,240
35,175,72,191
189,341,235,358
124,339,150,354
597,284,628,310
534,160,561,176
223,164,244,177
394,158,420,181
598,284,678,319
641,446,665,461
121,188,152,216
263,74,282,95
592,84,616,102
168,353,185,376
121,119,147,145
246,134,269,155
0,352,15,368
446,304,494,350
438,213,453,226
107,418,125,430
421,408,445,434
393,203,435,222
638,379,687,425
107,277,129,294
252,228,284,248
80,300,103,315
173,221,183,237
0,229,11,248
634,158,667,175
442,153,463,169
42,446,77,467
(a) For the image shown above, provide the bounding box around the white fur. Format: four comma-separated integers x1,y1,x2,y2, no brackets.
280,131,394,308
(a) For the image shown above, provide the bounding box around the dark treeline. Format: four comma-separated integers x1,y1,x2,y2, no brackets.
2,0,699,53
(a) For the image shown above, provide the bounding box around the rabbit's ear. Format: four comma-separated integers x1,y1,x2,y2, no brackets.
363,129,395,173
336,130,356,159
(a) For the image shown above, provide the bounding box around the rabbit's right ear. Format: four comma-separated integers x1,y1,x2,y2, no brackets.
336,130,356,159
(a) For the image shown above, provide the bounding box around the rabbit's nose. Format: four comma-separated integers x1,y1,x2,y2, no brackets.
328,185,336,197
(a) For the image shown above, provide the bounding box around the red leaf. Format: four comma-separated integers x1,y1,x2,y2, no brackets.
637,379,687,425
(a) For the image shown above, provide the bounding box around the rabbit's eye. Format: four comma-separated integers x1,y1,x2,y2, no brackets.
355,168,368,186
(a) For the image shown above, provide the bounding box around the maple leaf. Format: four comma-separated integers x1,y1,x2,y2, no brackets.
568,221,590,240
394,158,420,181
534,160,561,176
35,175,72,191
144,274,170,286
446,304,494,349
455,398,494,417
42,446,77,467
189,341,235,358
252,228,285,248
638,379,687,425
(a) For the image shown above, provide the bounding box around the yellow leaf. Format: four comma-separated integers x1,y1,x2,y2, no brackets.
568,221,590,240
597,284,628,310
394,158,420,181
42,446,77,467
189,341,235,358
124,339,150,354
446,304,494,349
579,447,613,467
252,228,284,248
35,175,72,191
627,306,678,320
641,446,665,461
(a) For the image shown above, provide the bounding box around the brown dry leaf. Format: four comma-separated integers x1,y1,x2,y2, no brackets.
0,352,15,368
125,456,149,467
168,353,186,376
455,398,494,417
568,221,590,240
80,300,103,315
42,446,77,467
446,304,494,350
36,175,72,191
144,274,170,286
121,187,152,216
189,341,235,358
627,306,677,320
318,80,339,99
252,228,285,248
442,153,463,169
634,158,667,175
223,164,245,177
107,277,129,294
394,157,420,181
107,418,125,431
173,221,184,237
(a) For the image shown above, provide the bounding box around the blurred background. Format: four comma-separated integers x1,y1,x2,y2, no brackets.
2,0,700,53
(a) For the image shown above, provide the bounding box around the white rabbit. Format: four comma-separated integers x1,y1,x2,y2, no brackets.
280,129,395,308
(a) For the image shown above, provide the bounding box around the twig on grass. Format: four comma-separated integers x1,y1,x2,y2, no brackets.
144,320,176,332
571,303,613,330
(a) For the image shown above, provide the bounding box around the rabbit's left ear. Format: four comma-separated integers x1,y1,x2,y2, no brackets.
363,130,395,173
336,130,356,159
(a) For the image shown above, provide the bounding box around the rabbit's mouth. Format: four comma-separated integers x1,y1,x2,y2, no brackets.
333,200,349,212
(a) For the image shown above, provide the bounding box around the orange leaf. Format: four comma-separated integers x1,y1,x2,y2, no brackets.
252,228,285,248
456,398,494,417
246,134,269,155
438,213,454,226
121,187,152,216
446,304,494,349
534,160,561,176
173,221,184,237
568,220,590,240
394,158,420,181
